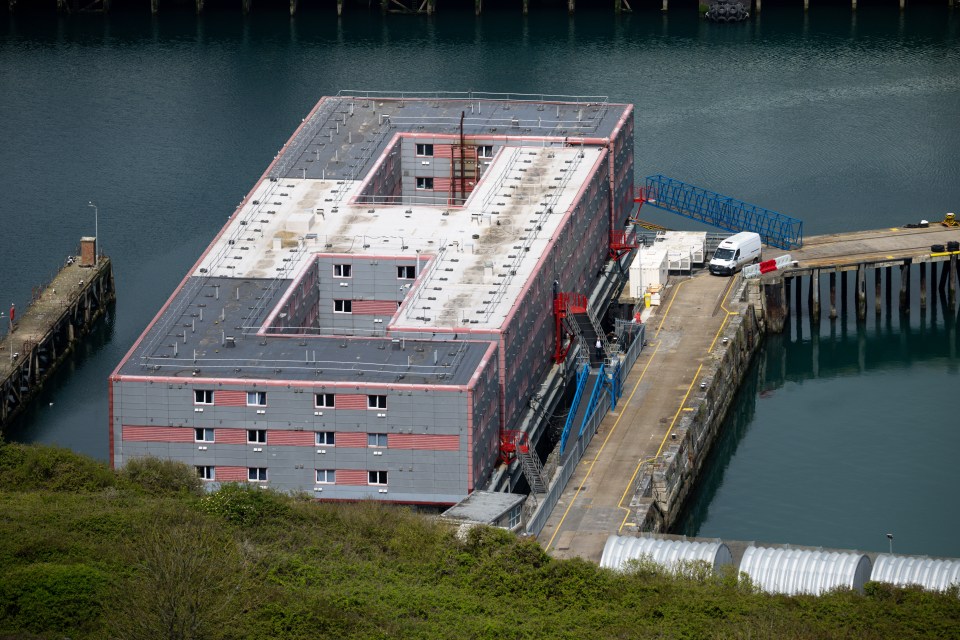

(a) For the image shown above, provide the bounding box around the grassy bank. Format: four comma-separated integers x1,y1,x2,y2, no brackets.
0,443,956,639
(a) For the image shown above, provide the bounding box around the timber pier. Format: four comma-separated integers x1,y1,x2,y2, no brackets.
6,0,954,17
0,238,115,431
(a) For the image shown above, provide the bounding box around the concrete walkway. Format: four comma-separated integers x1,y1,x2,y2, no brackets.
540,270,736,563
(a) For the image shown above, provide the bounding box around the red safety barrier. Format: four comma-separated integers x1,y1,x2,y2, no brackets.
759,259,778,274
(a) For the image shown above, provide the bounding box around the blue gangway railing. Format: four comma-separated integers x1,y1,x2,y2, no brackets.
643,175,803,249
578,364,607,441
559,363,590,456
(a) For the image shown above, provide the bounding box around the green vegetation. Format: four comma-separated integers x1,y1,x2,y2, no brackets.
0,442,957,639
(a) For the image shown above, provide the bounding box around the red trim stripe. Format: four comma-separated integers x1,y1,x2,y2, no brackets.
389,434,459,451
336,432,368,448
122,426,194,443
336,469,369,485
267,430,314,446
352,300,399,315
216,466,249,482
215,428,248,444
336,394,368,410
215,390,247,407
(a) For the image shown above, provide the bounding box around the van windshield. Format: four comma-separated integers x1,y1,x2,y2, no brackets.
713,248,734,260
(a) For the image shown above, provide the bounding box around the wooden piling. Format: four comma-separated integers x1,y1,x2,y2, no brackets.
662,0,668,11
241,0,251,14
795,275,802,319
874,267,881,315
523,0,529,14
785,278,792,318
568,0,575,13
615,0,623,12
476,0,482,14
764,279,787,333
950,255,958,305
841,271,848,317
900,0,905,10
289,0,296,15
920,263,927,310
852,0,856,9
151,0,158,14
804,0,809,10
829,272,837,319
755,0,761,13
810,270,820,322
338,0,344,15
886,266,893,313
899,263,909,313
856,265,867,322
196,0,204,12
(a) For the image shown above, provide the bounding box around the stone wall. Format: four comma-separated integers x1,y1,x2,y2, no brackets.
631,282,764,532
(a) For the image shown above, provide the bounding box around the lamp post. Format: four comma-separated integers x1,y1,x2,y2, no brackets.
87,201,98,259
886,533,894,554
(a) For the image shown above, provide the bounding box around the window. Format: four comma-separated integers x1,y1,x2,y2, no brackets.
333,264,352,278
316,431,336,446
315,393,335,408
194,428,214,443
316,469,336,484
416,177,434,190
248,467,268,482
415,143,434,156
367,395,387,410
367,433,388,448
334,299,352,313
196,466,215,481
478,145,494,159
397,265,416,280
194,389,213,405
368,470,388,485
507,505,522,530
246,391,267,406
247,429,267,444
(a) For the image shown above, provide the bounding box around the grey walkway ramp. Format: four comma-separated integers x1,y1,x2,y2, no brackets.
539,272,735,563
573,314,604,366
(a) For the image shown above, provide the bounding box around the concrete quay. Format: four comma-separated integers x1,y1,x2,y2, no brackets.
540,269,751,562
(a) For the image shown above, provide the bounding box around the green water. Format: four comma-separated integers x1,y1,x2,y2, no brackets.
1,5,958,555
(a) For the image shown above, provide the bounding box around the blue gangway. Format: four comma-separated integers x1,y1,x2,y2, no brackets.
643,175,803,249
558,363,591,456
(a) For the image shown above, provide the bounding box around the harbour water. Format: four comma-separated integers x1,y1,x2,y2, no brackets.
1,5,958,555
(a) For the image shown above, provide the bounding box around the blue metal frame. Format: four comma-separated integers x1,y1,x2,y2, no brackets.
578,364,607,441
559,363,590,456
644,175,803,250
607,360,623,409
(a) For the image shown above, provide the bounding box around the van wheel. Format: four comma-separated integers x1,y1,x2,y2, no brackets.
753,257,760,264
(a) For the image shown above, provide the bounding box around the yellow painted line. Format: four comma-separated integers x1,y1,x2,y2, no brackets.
707,276,737,353
655,364,703,457
616,363,704,534
655,278,689,336
931,251,960,257
889,228,900,231
544,339,662,552
683,407,694,412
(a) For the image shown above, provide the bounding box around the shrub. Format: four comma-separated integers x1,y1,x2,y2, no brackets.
0,563,107,633
199,482,290,526
0,443,116,492
122,456,203,496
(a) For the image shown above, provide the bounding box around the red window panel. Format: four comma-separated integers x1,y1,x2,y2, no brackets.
215,390,247,407
352,301,399,315
336,469,369,485
389,434,459,451
216,466,248,482
214,429,247,444
122,426,194,442
335,432,368,448
432,177,452,192
267,431,314,446
432,145,454,158
335,394,367,410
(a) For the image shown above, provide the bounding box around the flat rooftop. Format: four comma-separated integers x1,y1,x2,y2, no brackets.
120,94,631,385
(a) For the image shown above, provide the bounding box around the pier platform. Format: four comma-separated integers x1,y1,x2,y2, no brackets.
540,271,737,562
0,253,114,429
789,225,960,271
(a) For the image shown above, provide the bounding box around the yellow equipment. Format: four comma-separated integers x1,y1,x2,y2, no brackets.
943,212,958,227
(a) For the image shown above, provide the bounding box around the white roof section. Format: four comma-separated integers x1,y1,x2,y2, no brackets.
871,554,960,593
600,535,733,573
193,145,603,332
739,546,872,595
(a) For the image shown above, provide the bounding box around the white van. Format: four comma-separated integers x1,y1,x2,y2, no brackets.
709,232,762,275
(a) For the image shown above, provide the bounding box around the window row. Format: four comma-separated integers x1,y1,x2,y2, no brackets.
194,391,389,410
194,429,390,447
414,143,493,159
330,265,416,279
195,466,388,485
194,390,265,406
